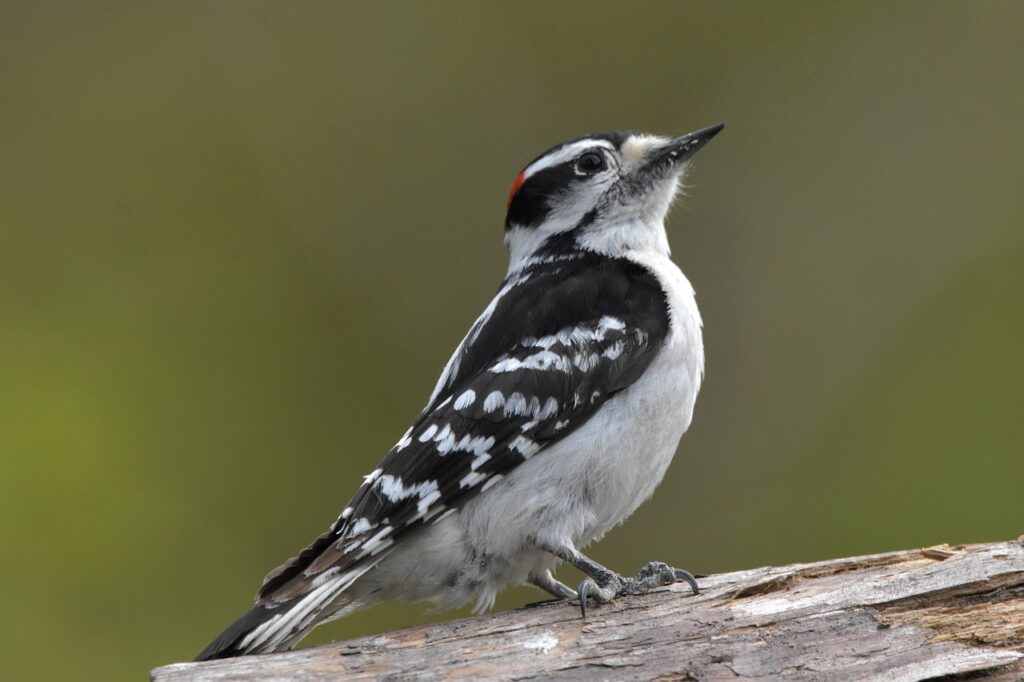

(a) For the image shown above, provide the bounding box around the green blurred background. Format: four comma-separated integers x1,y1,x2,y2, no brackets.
2,1,1022,678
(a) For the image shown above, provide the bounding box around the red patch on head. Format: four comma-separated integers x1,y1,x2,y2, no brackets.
506,171,527,209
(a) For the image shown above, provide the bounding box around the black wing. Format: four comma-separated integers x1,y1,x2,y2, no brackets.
258,249,669,602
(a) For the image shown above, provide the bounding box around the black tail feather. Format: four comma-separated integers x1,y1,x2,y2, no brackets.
195,603,283,661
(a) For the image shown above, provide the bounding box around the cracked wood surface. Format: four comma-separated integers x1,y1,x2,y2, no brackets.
154,539,1024,681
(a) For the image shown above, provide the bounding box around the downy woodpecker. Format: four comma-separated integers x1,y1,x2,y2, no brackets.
196,124,724,660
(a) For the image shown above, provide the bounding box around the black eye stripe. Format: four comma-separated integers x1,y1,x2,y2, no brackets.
506,161,578,228
505,131,635,230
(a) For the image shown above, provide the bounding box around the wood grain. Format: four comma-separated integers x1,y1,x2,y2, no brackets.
154,539,1024,681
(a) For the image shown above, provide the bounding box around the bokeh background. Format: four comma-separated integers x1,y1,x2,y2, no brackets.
3,1,1022,678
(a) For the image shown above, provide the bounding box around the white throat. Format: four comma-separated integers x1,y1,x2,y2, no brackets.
577,217,672,260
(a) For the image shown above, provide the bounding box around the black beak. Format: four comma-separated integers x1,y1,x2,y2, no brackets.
650,122,725,170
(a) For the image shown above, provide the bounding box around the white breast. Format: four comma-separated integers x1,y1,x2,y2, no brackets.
625,248,705,353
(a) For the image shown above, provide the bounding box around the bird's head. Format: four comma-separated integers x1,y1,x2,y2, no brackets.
504,124,723,271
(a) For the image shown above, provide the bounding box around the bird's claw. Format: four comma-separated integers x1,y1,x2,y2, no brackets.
577,576,620,617
576,561,699,617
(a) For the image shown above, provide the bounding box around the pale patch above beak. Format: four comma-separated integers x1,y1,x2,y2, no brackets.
620,134,671,165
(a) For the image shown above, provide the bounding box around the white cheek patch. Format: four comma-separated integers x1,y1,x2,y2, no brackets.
538,177,611,232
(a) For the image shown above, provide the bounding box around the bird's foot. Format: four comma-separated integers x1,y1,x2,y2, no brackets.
629,560,700,595
577,561,699,617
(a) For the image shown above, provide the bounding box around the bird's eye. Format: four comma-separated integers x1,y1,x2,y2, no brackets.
576,151,606,174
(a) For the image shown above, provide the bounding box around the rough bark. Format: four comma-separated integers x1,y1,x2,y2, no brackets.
153,539,1024,681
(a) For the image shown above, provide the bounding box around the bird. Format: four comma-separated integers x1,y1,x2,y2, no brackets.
195,123,724,660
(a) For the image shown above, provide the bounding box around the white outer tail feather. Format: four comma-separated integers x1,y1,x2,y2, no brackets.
238,562,378,654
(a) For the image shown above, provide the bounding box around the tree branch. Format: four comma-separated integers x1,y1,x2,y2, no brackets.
153,539,1024,680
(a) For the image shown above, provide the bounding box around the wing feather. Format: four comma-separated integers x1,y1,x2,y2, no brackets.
256,250,669,604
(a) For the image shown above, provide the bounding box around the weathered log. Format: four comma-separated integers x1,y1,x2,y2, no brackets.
153,539,1024,681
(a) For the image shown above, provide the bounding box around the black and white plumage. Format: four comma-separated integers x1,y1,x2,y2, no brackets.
196,124,724,660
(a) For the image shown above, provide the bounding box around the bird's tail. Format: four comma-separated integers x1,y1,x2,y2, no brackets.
194,564,374,661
